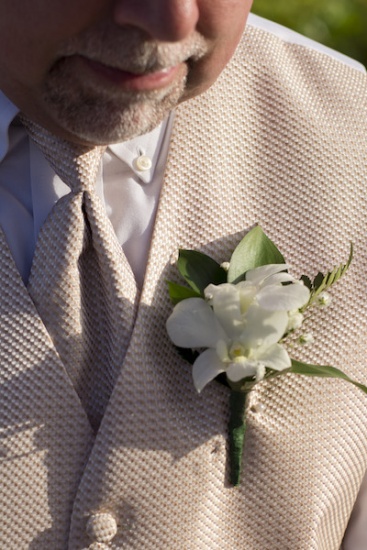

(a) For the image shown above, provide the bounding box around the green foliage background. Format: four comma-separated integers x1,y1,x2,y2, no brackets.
252,0,367,67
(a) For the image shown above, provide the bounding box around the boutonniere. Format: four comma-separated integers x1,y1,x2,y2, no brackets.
166,226,367,486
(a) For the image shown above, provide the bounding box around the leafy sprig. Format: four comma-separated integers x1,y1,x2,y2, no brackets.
300,243,353,311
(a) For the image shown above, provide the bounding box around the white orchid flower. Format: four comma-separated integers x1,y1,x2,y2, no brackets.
166,264,310,392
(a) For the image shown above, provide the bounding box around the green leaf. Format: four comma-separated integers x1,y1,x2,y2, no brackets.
304,243,353,309
300,275,312,290
313,272,324,290
288,359,367,394
177,250,227,295
167,281,201,305
227,226,285,284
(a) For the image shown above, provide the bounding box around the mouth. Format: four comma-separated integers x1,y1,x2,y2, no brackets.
71,55,184,92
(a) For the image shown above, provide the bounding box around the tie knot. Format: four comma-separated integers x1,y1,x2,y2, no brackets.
20,115,105,192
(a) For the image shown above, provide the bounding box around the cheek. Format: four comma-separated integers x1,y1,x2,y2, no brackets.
201,0,252,68
0,0,106,68
184,0,252,98
198,0,252,40
0,0,106,105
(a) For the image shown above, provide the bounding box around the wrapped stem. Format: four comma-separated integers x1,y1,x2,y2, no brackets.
229,390,248,486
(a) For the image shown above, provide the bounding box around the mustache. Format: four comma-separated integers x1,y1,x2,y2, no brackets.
57,24,209,74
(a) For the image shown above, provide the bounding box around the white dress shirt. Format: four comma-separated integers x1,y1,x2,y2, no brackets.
0,12,365,548
0,93,173,287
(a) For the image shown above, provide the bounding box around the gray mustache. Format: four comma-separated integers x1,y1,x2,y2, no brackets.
58,26,208,74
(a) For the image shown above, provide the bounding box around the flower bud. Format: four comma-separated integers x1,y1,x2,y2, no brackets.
317,292,332,307
220,262,230,272
287,310,304,332
298,333,314,346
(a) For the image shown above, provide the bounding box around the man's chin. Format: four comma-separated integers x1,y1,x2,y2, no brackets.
40,66,186,145
41,95,171,145
58,116,164,146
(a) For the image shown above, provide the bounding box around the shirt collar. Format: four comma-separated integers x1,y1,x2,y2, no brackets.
0,88,170,183
107,116,170,185
0,91,20,163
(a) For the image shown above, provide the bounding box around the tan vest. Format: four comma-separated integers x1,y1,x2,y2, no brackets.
1,22,367,550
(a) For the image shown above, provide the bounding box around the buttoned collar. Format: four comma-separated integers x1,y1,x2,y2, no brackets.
107,119,169,185
0,89,168,185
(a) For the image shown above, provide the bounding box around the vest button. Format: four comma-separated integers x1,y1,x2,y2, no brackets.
86,512,118,543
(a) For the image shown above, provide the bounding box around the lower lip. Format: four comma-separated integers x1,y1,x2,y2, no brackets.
75,55,181,92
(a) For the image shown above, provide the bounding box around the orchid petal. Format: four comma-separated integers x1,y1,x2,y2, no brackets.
192,349,225,392
245,264,289,284
226,360,259,382
257,283,310,311
166,298,225,348
260,272,295,286
205,283,244,337
239,305,289,347
255,343,291,371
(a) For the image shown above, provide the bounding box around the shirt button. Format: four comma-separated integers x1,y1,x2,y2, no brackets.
135,154,152,172
86,512,118,543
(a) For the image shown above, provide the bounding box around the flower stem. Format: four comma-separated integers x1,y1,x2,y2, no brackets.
229,390,248,486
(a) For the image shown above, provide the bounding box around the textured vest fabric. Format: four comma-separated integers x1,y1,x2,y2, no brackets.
1,22,367,549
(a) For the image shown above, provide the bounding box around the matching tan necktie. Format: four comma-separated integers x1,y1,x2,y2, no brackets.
21,117,139,430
